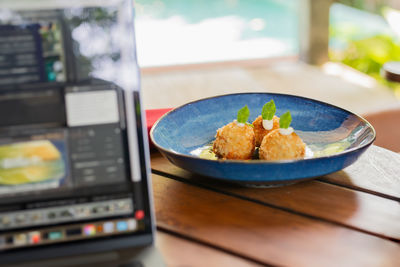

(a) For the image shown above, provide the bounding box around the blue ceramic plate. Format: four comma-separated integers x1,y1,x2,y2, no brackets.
150,93,375,186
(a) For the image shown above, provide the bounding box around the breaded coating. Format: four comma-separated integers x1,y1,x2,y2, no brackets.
259,129,305,161
252,115,280,147
213,122,255,160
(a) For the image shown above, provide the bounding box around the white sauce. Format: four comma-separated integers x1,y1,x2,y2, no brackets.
262,119,273,130
233,119,245,127
279,127,294,135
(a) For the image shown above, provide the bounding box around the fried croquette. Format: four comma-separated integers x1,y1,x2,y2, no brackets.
213,121,255,160
252,115,280,147
259,129,305,161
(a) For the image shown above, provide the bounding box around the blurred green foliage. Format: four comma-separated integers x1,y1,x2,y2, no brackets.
338,0,386,14
330,3,400,91
330,34,400,90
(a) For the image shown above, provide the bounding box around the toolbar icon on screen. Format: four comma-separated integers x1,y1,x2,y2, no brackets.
29,231,41,244
83,224,96,236
116,221,127,232
103,222,114,233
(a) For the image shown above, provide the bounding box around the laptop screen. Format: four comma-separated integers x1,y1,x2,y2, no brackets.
0,0,153,261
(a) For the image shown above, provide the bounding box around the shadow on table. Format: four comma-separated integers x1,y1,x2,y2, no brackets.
163,167,359,228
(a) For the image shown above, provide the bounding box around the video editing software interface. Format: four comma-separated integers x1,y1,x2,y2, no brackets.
0,2,151,253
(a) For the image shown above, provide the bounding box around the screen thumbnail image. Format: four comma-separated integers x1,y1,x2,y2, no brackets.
0,20,65,87
0,140,68,194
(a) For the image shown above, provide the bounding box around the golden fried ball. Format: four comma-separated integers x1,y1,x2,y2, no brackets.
213,122,255,160
252,115,280,147
259,129,306,161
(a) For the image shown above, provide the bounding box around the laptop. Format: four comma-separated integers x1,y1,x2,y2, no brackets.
0,0,163,266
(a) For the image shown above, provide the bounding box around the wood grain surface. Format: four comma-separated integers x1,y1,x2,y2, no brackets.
151,174,400,267
156,231,263,267
322,145,400,200
150,148,400,242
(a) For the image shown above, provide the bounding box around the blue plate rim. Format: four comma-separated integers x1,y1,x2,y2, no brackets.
150,92,376,164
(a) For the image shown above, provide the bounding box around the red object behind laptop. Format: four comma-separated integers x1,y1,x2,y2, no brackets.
145,108,173,148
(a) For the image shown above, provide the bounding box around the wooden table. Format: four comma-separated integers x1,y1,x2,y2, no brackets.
142,61,400,266
152,145,400,267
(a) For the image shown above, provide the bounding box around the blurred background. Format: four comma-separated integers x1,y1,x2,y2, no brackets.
135,0,400,94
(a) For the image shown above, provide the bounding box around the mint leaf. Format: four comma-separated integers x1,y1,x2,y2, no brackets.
237,105,250,123
261,100,276,120
245,122,254,128
279,111,292,129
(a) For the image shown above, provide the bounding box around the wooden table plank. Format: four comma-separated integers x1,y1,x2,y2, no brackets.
152,173,400,267
156,231,263,267
321,145,400,201
151,152,400,241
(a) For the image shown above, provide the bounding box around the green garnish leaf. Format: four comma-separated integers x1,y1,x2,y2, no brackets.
279,111,292,129
261,100,276,120
245,122,254,128
237,105,250,123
